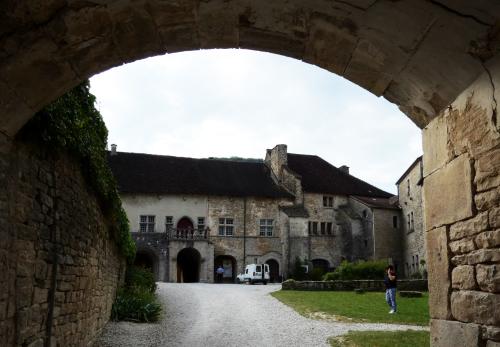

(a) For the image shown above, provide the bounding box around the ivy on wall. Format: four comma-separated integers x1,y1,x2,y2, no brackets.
19,81,136,263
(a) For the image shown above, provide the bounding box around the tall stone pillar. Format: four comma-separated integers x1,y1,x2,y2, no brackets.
423,57,500,346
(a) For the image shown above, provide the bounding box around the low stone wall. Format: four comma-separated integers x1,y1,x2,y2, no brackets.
282,279,428,292
0,137,125,346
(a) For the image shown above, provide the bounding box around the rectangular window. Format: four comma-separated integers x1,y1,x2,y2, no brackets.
407,214,411,230
139,215,155,232
320,222,326,235
259,219,274,237
218,218,234,236
323,196,333,207
256,265,262,273
392,216,398,229
407,179,411,196
308,221,311,234
326,222,333,235
410,212,414,230
165,216,173,231
312,222,318,235
197,217,205,231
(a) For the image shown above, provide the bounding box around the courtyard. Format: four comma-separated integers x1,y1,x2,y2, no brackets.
95,283,428,347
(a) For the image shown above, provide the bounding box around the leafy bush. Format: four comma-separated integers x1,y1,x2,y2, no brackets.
112,266,161,322
323,259,389,281
111,288,161,322
309,268,326,281
289,257,308,280
126,266,157,293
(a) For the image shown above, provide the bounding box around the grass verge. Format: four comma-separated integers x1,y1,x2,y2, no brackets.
329,330,430,347
271,290,429,325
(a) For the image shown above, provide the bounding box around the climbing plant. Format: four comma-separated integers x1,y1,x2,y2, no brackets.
19,81,136,263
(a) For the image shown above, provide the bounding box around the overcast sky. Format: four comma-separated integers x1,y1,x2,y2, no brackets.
89,49,422,195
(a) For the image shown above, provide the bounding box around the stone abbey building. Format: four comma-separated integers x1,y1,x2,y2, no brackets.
108,144,410,283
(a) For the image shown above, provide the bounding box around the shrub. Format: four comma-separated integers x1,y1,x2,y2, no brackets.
309,268,326,281
289,257,308,281
112,266,161,322
111,288,161,322
126,266,156,293
323,259,389,281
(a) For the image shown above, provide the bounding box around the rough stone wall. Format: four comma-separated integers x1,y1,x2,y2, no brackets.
283,279,428,292
372,208,403,265
347,197,375,261
423,57,500,347
207,196,285,275
131,232,169,282
0,138,124,347
398,159,426,278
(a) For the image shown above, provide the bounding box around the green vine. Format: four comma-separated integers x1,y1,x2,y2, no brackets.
19,81,136,263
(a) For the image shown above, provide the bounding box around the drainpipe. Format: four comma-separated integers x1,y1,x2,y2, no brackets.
243,197,247,270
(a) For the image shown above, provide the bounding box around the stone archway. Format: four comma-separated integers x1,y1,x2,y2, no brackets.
214,255,237,283
0,2,499,346
134,248,159,281
265,259,280,283
177,247,201,283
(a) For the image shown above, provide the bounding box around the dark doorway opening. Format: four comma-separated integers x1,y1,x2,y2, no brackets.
134,250,158,280
177,247,201,283
214,255,237,283
265,259,280,283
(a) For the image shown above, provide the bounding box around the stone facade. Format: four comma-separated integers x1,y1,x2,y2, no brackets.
117,145,403,283
397,157,426,278
0,137,124,347
424,57,500,347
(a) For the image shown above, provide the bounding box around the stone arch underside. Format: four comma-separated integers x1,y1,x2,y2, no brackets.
1,0,499,137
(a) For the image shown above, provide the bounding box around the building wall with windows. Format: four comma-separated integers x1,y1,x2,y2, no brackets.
396,157,426,278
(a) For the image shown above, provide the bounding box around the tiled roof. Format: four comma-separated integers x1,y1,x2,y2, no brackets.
287,153,393,198
107,151,293,198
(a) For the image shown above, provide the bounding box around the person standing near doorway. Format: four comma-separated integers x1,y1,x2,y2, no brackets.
216,265,224,283
384,265,397,314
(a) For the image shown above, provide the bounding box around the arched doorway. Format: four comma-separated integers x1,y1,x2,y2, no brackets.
134,249,158,281
177,217,194,238
265,259,280,283
177,248,201,283
214,255,237,283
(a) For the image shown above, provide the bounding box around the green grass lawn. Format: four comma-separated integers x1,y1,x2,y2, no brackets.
329,330,430,347
271,290,429,326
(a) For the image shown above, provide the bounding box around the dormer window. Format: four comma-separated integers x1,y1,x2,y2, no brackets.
323,196,333,207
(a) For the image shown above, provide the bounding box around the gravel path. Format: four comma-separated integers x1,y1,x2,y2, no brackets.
95,283,427,347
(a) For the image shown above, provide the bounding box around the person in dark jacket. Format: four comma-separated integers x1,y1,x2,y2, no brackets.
384,265,397,314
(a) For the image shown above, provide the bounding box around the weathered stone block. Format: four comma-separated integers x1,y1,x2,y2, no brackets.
475,188,500,212
423,115,449,177
426,227,451,319
450,238,476,255
484,325,500,342
452,265,476,290
449,212,489,240
475,230,500,249
452,249,500,265
477,264,500,293
475,148,500,192
430,319,480,347
423,155,473,230
451,290,500,325
491,207,500,229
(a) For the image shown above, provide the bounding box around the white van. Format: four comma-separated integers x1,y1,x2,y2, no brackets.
236,264,270,284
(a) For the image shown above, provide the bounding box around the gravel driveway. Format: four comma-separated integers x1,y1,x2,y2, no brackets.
95,283,427,347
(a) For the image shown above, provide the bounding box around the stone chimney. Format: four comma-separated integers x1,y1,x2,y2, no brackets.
110,144,117,156
339,165,349,174
265,144,288,180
